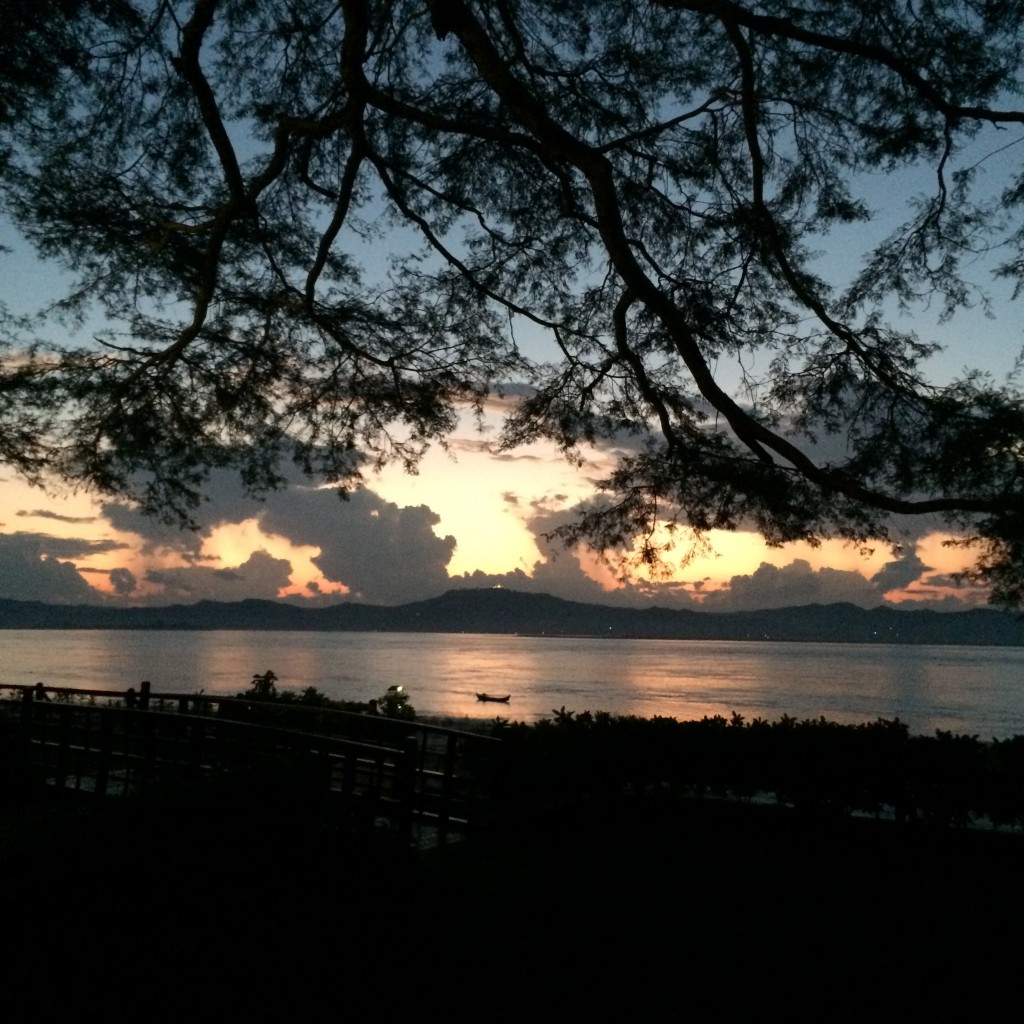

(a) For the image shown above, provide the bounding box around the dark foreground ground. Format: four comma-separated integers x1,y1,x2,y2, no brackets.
2,783,1022,1020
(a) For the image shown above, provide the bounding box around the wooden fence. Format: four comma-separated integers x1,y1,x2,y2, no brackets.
1,683,501,844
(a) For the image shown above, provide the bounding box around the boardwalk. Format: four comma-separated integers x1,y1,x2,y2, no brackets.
1,682,500,846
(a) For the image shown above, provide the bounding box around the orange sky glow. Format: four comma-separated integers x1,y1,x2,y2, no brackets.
0,426,988,610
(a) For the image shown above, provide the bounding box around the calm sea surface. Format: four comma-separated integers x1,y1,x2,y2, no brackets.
2,630,1022,738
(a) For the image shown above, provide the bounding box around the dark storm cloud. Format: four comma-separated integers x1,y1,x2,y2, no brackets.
870,547,933,593
522,481,970,609
101,501,206,558
99,470,458,605
696,544,974,612
108,568,138,595
0,530,126,561
12,533,129,560
0,534,97,603
89,460,968,610
144,550,292,603
257,488,457,605
497,495,950,610
699,559,888,612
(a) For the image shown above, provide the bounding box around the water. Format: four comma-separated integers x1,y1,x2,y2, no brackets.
1,630,1022,738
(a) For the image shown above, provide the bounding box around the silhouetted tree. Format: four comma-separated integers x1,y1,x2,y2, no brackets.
248,669,279,700
378,684,415,719
3,1,1024,599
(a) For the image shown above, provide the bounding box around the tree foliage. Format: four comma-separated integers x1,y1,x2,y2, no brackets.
2,1,1024,600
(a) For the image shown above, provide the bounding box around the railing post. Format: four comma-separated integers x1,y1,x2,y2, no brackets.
55,704,70,790
188,719,205,771
95,708,113,796
439,733,459,836
140,710,155,787
20,686,33,733
397,736,417,846
341,745,357,798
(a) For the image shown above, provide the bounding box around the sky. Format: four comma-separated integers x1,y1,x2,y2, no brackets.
0,195,1016,612
2,230,1014,614
0,400,995,611
1,93,1021,613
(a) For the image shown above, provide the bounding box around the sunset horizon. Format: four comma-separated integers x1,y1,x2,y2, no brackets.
0,432,991,612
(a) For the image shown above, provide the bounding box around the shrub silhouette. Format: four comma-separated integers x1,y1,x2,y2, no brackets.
247,669,278,700
378,685,415,720
494,708,1007,829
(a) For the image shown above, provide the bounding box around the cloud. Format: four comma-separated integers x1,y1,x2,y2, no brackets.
694,545,979,612
449,559,622,605
701,559,884,611
0,532,126,565
99,472,459,605
144,550,292,603
5,532,129,560
79,462,980,611
17,509,97,524
870,547,933,594
448,439,497,456
0,535,98,603
257,488,457,604
101,501,206,558
447,502,681,607
109,568,138,596
489,451,545,463
447,501,609,603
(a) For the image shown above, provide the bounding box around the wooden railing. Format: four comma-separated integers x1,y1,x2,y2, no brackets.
1,683,501,843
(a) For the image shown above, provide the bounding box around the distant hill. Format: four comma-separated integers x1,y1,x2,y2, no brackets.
0,589,1021,645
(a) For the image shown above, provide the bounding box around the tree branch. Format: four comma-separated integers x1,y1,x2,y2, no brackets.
656,0,1024,125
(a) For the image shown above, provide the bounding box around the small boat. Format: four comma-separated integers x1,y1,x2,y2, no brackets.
476,692,511,703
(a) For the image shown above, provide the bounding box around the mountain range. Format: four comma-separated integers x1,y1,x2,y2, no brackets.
0,589,1021,645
